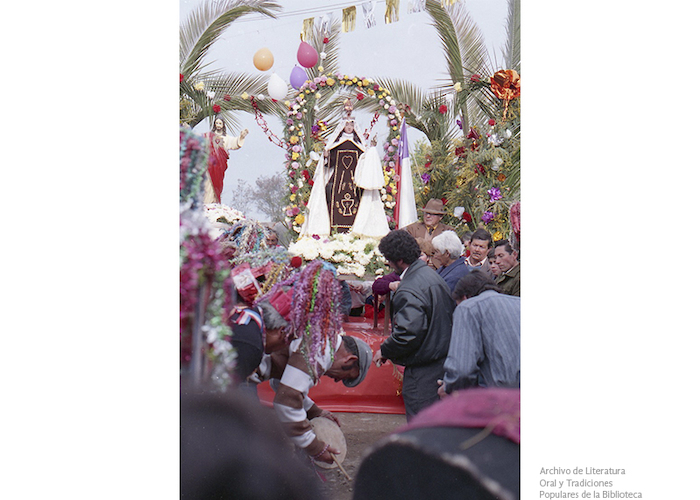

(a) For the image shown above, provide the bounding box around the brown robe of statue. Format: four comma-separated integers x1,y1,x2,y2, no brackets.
325,139,364,233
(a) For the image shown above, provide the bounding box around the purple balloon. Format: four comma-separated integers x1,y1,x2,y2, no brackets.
290,66,307,90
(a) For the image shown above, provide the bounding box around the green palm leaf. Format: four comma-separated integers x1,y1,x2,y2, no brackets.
180,0,280,77
503,0,521,73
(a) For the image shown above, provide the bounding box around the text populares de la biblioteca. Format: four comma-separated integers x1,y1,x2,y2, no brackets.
539,467,643,498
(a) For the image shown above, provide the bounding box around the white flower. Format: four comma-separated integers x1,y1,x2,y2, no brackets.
504,129,512,139
206,91,215,99
453,206,465,218
320,51,327,59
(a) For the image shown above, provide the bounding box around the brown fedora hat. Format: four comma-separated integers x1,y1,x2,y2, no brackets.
420,198,446,215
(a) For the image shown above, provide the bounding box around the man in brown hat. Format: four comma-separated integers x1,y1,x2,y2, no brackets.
405,199,454,242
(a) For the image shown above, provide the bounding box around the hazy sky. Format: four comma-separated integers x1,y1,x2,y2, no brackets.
180,0,509,218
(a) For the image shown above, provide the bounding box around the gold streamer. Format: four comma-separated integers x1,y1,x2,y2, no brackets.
385,0,399,24
441,0,460,6
342,6,357,33
301,17,314,42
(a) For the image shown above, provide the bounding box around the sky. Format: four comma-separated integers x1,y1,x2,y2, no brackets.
179,0,510,219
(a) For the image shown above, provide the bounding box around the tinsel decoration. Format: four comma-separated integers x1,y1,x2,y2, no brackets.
180,127,209,205
251,95,289,149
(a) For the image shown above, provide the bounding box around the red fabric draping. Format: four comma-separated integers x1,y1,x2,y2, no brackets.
206,134,229,203
258,317,405,414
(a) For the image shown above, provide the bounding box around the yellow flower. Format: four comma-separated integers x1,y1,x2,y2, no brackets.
298,131,303,136
194,82,205,91
392,127,397,131
326,78,335,86
493,231,503,241
362,79,370,86
305,90,310,94
454,82,462,92
387,195,393,202
294,214,305,225
367,89,375,96
340,80,345,85
345,80,352,85
352,77,358,83
318,66,324,72
284,100,290,106
241,92,249,99
290,194,296,201
289,136,299,144
292,152,299,160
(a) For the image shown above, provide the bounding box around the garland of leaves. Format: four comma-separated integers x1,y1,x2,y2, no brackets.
281,73,403,233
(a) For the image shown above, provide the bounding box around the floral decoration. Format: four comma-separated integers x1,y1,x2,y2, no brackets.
288,233,388,278
281,73,402,233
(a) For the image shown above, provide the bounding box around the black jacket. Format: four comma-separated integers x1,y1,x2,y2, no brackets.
381,260,455,366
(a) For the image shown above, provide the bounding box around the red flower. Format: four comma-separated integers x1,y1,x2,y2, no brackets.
309,179,314,186
323,37,329,44
301,169,310,180
462,212,472,222
455,146,465,157
357,93,364,101
467,127,480,140
439,105,447,114
179,73,184,82
212,104,221,113
290,256,303,268
440,197,448,206
224,94,231,101
470,74,481,82
291,185,299,194
488,119,496,126
425,161,432,169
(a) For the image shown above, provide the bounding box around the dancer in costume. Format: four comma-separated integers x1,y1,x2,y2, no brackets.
204,116,248,204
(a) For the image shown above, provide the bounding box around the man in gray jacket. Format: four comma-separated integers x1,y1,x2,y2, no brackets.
373,230,455,420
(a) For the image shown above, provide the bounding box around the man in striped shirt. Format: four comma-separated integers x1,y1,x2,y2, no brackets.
438,270,520,397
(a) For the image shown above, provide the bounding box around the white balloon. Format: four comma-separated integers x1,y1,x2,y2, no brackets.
268,73,288,100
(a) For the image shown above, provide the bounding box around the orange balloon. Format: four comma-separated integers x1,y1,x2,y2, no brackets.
253,48,274,71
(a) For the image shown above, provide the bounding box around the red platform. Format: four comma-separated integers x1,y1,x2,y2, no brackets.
257,317,406,414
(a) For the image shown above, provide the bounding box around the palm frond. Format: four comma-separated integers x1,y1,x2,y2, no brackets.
502,0,520,72
180,0,281,76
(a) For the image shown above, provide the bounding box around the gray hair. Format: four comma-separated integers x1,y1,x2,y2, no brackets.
431,231,464,259
257,301,288,331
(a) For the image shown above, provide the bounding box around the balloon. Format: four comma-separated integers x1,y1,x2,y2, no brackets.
296,41,318,68
253,47,274,71
267,73,288,101
290,66,307,90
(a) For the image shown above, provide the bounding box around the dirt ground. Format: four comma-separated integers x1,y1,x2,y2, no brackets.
314,412,407,500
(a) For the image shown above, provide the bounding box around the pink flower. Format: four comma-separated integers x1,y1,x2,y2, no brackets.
212,104,221,113
439,105,447,114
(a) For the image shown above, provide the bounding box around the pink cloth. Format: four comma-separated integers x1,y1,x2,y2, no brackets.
398,387,520,444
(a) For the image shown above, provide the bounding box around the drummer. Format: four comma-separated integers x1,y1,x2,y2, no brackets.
247,287,373,465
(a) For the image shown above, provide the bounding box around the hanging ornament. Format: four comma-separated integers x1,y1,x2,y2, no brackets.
253,48,274,71
490,69,520,120
267,73,288,100
290,66,307,90
297,41,319,68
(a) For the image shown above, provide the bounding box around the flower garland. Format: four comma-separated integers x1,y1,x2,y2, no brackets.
180,127,209,205
281,73,403,233
180,207,236,391
203,203,246,226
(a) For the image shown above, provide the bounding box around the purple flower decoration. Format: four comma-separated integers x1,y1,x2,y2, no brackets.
487,187,502,202
420,173,431,184
311,124,319,134
481,211,495,224
312,234,320,240
456,119,462,130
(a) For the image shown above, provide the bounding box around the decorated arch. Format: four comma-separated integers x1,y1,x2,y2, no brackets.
278,72,404,234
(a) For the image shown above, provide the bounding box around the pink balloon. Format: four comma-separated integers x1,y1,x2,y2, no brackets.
297,41,318,68
290,66,307,90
